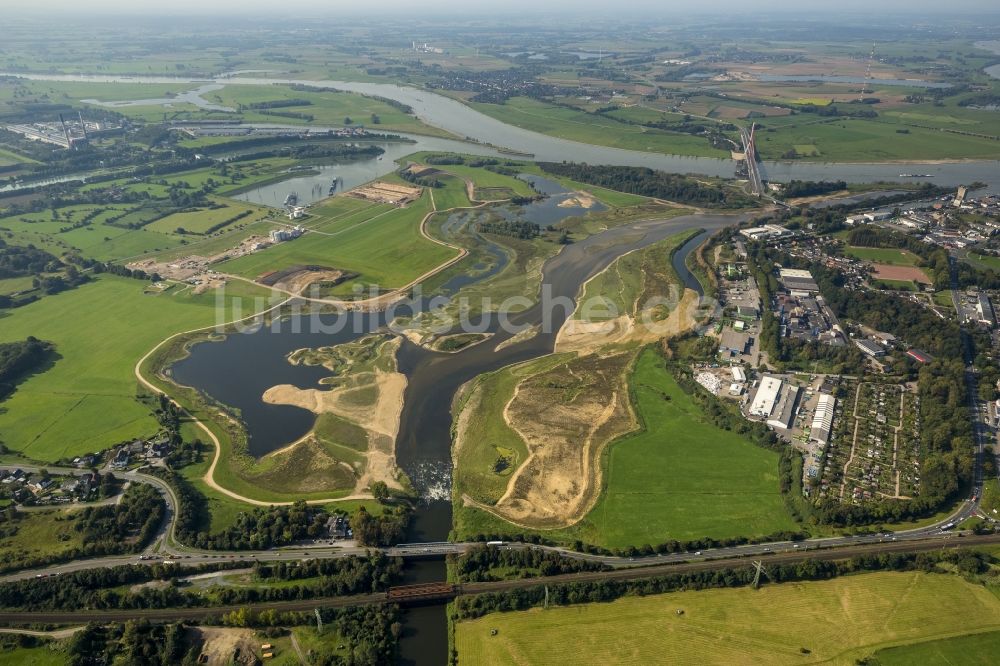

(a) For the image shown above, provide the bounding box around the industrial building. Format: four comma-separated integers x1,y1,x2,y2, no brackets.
4,113,122,149
977,293,996,327
748,375,801,430
810,393,836,446
855,339,886,358
778,268,819,296
739,224,788,241
731,366,747,383
269,226,304,243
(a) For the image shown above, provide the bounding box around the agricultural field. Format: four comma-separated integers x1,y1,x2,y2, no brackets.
470,96,730,158
753,116,1000,162
217,192,454,294
453,571,1000,665
0,275,277,461
871,630,1000,666
453,349,797,547
208,84,450,137
145,199,268,236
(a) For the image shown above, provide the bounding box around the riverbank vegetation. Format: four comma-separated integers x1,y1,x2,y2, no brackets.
539,162,756,208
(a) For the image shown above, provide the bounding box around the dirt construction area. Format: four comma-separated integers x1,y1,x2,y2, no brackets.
872,264,932,284
475,350,638,528
193,627,259,666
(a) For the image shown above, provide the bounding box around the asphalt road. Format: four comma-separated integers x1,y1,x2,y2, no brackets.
3,532,999,625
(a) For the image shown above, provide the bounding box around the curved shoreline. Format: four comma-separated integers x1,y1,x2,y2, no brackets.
130,182,516,505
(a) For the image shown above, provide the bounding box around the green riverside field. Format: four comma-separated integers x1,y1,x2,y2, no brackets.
0,276,277,461
453,349,797,548
454,571,1000,665
217,192,454,293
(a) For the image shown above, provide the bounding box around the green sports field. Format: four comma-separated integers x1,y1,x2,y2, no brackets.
455,571,1000,665
844,246,920,265
0,276,277,461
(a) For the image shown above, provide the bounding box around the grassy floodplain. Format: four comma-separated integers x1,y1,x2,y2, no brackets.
0,276,278,461
454,349,797,548
470,96,731,158
217,191,454,294
454,571,1000,665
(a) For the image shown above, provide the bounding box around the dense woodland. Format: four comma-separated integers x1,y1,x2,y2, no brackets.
0,336,54,399
781,180,847,198
66,622,194,666
160,469,332,549
476,218,540,239
538,162,755,208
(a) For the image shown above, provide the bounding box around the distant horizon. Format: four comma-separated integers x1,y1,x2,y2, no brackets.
5,0,1000,18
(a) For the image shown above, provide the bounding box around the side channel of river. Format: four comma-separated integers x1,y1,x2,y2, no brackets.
170,189,733,663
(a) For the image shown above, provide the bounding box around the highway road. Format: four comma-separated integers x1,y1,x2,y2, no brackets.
2,532,1000,625
0,462,989,586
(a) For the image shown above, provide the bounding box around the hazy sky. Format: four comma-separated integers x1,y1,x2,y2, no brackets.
5,0,999,14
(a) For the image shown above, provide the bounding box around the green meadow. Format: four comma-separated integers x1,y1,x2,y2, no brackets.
0,276,276,461
470,96,730,158
218,192,455,293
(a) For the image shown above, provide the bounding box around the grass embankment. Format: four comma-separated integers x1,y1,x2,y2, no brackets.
454,571,1000,665
453,349,797,548
0,276,276,461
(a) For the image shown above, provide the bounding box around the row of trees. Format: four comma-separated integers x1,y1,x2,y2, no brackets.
539,162,755,208
452,548,990,622
0,553,402,612
450,544,609,582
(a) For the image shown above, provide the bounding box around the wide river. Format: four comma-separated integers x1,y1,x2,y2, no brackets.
8,66,994,662
5,71,1000,191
